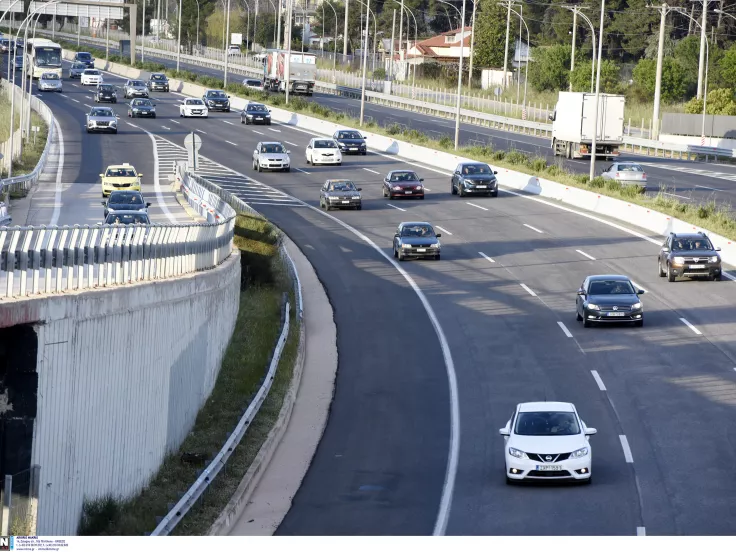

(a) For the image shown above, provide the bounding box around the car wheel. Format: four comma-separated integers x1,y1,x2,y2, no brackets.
491,190,499,197
397,249,404,261
306,156,311,165
451,183,456,195
505,476,517,486
459,186,465,197
362,151,367,156
393,245,398,258
257,162,262,173
583,317,591,328
713,273,722,281
667,263,675,282
113,129,118,134
580,476,592,485
357,204,362,210
285,168,291,172
420,195,425,200
152,114,156,118
658,259,665,277
576,310,582,321
634,319,644,327
435,253,440,260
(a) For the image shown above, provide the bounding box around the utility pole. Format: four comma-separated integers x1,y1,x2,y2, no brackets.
277,0,282,48
691,0,712,99
570,9,576,91
468,0,477,88
398,0,404,64
343,0,349,56
589,0,605,181
285,0,293,103
650,3,671,140
501,0,516,89
390,9,396,80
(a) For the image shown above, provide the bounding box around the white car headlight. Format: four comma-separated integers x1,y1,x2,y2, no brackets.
710,255,719,262
570,447,589,459
673,256,685,265
431,243,440,248
508,447,527,459
586,303,600,311
401,243,411,249
351,196,360,200
632,302,642,310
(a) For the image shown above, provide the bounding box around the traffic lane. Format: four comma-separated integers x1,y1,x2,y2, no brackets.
251,202,451,536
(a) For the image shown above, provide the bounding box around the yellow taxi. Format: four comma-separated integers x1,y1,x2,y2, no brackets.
100,163,142,197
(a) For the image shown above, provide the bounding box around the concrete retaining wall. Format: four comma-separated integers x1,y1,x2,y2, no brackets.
0,250,241,535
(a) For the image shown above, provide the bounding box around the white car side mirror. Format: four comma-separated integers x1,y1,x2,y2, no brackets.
499,427,510,436
584,427,597,436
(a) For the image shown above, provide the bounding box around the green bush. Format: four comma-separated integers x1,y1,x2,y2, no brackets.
505,150,529,166
386,123,402,135
528,157,547,172
438,135,453,149
588,177,606,189
492,150,506,161
373,68,386,80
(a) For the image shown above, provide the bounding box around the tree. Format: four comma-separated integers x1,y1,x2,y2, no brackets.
684,88,736,116
473,0,516,69
718,44,736,91
608,0,658,60
631,57,686,103
643,32,676,60
569,59,621,94
528,44,571,92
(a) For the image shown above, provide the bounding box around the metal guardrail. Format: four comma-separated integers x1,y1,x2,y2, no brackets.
687,145,734,160
0,170,236,300
150,168,302,536
0,82,56,225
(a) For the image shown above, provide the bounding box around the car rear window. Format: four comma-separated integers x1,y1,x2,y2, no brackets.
515,412,580,436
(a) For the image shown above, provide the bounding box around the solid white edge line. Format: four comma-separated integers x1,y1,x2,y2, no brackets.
619,435,634,463
590,370,607,391
386,203,406,212
466,202,488,211
679,317,703,335
637,527,646,536
435,225,452,236
557,321,573,338
576,249,596,261
49,119,65,227
520,283,537,297
523,223,544,234
146,133,177,223
479,252,495,263
145,134,460,533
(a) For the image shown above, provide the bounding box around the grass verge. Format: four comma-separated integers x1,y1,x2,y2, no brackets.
77,213,300,536
0,94,49,184
56,40,736,241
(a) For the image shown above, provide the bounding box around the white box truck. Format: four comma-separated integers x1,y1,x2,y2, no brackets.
550,92,625,159
263,50,316,95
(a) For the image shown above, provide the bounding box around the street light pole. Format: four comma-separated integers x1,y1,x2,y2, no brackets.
677,7,710,145
343,0,349,57
285,0,293,103
142,0,147,62
195,0,201,48
359,0,370,125
468,0,477,88
589,0,604,181
565,6,595,93
277,0,283,48
569,8,576,91
510,6,529,112
502,0,513,89
224,0,232,85
692,0,712,99
325,0,338,81
650,3,671,140
454,0,467,149
176,0,182,70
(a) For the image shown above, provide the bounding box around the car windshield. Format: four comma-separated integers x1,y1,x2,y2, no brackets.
106,168,137,177
337,131,361,139
36,48,61,67
588,280,636,295
151,74,166,80
133,99,152,106
77,53,91,60
617,164,644,172
327,181,356,192
72,63,86,69
109,193,143,205
85,70,99,75
672,238,713,251
15,56,22,63
246,80,262,86
248,104,267,112
42,73,59,80
105,213,149,225
90,109,113,117
390,171,419,182
515,411,580,436
260,144,285,153
401,224,435,238
315,140,336,148
130,81,145,86
186,99,203,105
98,85,114,91
207,91,227,98
462,164,492,175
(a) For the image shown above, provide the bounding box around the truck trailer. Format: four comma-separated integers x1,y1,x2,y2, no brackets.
550,92,625,160
263,50,316,96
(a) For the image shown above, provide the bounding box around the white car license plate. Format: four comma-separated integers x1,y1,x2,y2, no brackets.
689,264,705,269
536,465,562,471
607,312,625,317
404,191,412,194
476,185,487,189
341,200,349,204
416,248,427,252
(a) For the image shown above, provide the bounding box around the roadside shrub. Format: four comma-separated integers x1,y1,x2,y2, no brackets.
697,202,716,219
545,164,565,178
438,135,453,149
373,68,386,80
492,151,506,161
528,157,547,172
386,123,402,135
588,177,605,189
505,150,529,166
605,179,622,193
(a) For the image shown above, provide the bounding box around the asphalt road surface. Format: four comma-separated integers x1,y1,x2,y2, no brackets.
22,55,736,535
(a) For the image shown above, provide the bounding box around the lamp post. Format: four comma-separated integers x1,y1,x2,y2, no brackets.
176,0,182,70
354,0,377,73
285,0,293,103
677,7,710,145
468,0,477,87
589,0,604,181
454,0,467,149
324,0,338,81
564,5,596,93
224,0,232,85
359,0,370,125
194,0,201,49
390,0,417,89
509,6,529,114
267,0,277,47
1,0,27,177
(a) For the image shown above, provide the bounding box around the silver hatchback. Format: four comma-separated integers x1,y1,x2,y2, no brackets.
123,79,149,99
38,72,62,92
600,162,647,189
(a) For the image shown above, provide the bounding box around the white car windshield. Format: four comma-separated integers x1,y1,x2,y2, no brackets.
260,144,286,154
616,164,644,172
90,109,113,117
514,412,580,436
42,74,59,80
314,140,337,149
186,99,204,105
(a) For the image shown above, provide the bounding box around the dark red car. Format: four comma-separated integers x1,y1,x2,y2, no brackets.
382,170,425,199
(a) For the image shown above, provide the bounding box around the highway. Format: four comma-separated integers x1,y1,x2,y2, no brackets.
46,34,736,210
17,55,736,535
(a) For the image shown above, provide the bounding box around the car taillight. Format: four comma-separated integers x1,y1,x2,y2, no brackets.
615,172,619,178
642,173,646,178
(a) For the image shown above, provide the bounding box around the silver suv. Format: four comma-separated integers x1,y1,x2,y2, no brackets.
123,79,149,99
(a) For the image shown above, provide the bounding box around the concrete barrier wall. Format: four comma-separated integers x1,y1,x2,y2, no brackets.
0,250,241,535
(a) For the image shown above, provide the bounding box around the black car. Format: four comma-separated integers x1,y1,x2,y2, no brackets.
333,130,367,155
240,102,271,125
319,179,362,210
658,231,722,282
393,221,442,261
0,39,15,54
576,275,645,327
101,191,150,218
148,73,169,92
74,51,95,68
382,170,425,199
128,98,156,118
95,84,118,103
202,89,230,112
451,162,499,197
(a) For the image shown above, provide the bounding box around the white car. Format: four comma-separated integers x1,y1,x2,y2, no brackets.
38,72,62,92
600,162,648,188
500,401,596,484
227,45,241,56
242,78,263,89
81,69,103,85
179,98,208,118
252,141,291,172
306,138,342,166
